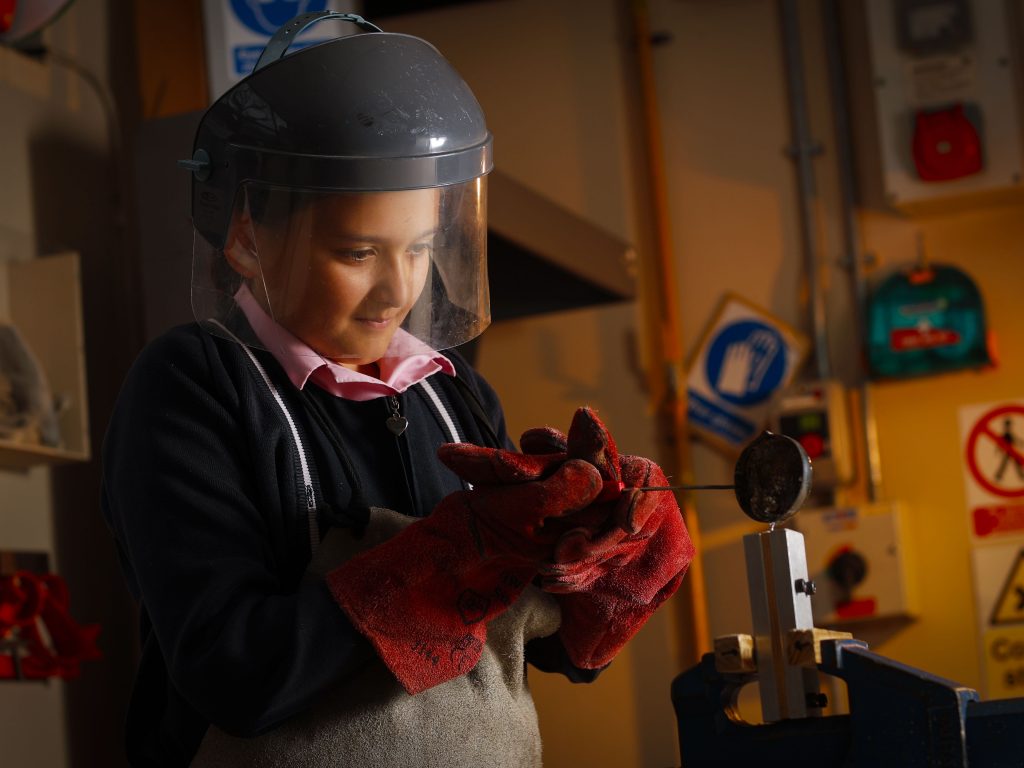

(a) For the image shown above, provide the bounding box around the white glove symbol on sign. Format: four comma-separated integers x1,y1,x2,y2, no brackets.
716,331,780,397
717,343,752,396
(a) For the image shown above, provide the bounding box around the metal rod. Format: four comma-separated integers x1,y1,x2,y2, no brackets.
638,484,735,492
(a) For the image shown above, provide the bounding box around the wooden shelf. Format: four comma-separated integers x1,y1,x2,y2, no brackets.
0,253,89,470
0,440,86,470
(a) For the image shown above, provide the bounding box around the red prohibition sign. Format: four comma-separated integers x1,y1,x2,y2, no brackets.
966,405,1024,498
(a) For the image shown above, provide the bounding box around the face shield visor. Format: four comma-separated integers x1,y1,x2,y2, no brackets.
191,177,489,364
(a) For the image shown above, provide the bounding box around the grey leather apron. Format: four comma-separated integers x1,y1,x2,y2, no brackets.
191,507,562,767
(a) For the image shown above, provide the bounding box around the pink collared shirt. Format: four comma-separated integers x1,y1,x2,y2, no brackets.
235,285,456,402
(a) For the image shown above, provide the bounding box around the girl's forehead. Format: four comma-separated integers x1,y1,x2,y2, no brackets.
310,189,441,232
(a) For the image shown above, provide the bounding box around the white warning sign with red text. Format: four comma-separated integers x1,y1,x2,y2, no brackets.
959,401,1024,541
970,542,1024,698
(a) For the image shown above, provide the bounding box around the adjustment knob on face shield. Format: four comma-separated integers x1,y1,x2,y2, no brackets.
177,149,211,181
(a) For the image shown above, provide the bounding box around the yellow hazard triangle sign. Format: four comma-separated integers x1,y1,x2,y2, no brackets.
991,550,1024,625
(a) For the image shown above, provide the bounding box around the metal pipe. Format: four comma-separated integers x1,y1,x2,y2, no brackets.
778,0,831,382
821,0,883,500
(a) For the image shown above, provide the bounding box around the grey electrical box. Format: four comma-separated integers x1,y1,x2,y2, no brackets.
844,0,1024,212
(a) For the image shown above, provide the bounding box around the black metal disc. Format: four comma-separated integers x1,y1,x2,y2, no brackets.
733,431,813,524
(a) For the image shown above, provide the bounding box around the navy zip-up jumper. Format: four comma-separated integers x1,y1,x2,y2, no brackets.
101,324,593,767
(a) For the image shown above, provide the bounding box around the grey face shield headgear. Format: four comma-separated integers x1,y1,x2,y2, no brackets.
182,12,492,364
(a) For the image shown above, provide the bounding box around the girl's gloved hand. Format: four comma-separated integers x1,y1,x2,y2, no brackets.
325,445,602,695
520,407,695,669
515,408,685,596
539,454,686,598
435,443,601,564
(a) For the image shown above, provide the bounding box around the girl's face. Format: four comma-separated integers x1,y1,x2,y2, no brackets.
248,189,439,369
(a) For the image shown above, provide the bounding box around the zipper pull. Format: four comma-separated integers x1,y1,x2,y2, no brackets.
385,395,408,436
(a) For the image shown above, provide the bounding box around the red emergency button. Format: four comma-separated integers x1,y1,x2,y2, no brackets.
798,433,824,460
912,103,982,182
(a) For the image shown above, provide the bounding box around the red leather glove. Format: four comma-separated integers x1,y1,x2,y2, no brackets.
541,455,685,595
325,445,602,695
526,408,695,669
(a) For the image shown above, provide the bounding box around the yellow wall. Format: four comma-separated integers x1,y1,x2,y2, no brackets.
5,0,1022,765
394,0,1024,764
858,204,1024,689
648,0,1024,705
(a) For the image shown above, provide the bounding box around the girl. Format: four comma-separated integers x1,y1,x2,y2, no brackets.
102,12,692,767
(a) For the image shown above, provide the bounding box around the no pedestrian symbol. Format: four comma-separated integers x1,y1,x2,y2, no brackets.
966,405,1024,499
991,551,1024,625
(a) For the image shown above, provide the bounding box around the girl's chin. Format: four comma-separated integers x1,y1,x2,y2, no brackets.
321,343,391,369
301,328,395,367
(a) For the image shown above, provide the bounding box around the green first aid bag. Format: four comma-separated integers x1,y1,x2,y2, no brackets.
867,264,993,379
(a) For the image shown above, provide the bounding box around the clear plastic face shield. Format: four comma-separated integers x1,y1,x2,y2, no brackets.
191,177,489,365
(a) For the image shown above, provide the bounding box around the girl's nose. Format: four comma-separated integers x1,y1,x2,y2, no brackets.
372,253,415,307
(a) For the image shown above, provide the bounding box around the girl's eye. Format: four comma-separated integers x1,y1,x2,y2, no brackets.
408,243,433,258
337,248,375,262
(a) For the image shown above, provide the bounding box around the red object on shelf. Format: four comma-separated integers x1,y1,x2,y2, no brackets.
0,571,101,681
912,104,983,182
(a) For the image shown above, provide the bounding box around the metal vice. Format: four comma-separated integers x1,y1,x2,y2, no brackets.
671,528,1024,767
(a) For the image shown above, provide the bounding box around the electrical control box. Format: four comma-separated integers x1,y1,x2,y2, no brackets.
845,0,1024,212
798,502,918,625
769,380,855,489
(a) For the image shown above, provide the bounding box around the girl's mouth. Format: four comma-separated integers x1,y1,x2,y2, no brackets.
356,316,394,329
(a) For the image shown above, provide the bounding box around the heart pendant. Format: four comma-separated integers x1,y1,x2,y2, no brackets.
386,415,409,436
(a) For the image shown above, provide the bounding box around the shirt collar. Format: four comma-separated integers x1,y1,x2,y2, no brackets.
235,284,455,402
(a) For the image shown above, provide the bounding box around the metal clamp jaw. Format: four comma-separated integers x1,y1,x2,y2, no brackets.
738,527,828,721
674,504,1022,767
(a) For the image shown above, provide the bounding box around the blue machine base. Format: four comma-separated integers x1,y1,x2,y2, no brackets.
672,640,1024,767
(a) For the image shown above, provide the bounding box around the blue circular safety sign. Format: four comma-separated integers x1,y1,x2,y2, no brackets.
705,320,787,406
229,0,329,36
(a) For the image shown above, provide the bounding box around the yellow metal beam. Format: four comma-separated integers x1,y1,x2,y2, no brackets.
630,0,710,665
